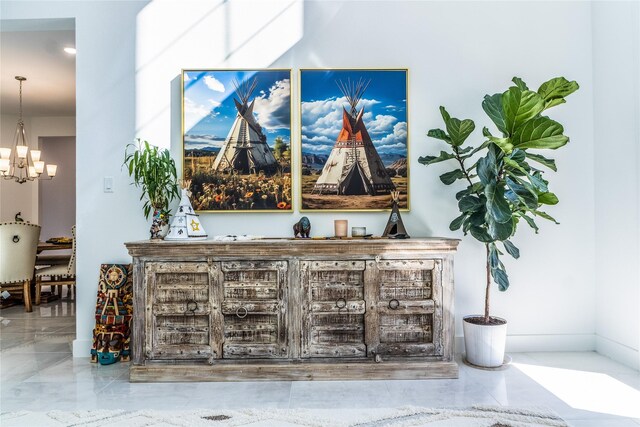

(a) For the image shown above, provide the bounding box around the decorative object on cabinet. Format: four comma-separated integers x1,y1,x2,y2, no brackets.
165,183,207,240
91,264,133,365
125,238,459,381
334,219,348,237
293,217,311,238
382,191,409,238
182,69,292,212
351,227,366,237
123,139,180,239
420,76,579,368
299,69,408,211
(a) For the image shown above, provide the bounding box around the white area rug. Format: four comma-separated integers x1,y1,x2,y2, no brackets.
1,406,568,427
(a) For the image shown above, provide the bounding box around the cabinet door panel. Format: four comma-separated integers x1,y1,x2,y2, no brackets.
367,259,442,358
145,262,218,361
301,260,367,359
220,261,288,359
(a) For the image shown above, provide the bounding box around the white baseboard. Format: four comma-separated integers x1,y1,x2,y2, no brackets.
596,335,640,370
72,338,92,358
455,333,596,354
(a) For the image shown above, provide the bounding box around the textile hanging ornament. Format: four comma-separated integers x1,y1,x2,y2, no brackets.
165,184,207,240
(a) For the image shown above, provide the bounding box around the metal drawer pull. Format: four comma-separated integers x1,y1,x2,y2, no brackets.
388,299,400,310
236,306,248,319
185,300,198,316
335,298,347,309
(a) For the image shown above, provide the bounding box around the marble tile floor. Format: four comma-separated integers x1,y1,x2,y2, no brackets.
1,299,639,427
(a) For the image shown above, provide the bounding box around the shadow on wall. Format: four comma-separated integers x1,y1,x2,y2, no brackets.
134,0,304,147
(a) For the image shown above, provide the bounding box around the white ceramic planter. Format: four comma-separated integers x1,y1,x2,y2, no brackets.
463,315,507,368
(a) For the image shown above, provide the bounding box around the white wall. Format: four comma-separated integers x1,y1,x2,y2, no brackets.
3,0,636,366
39,136,76,240
593,1,640,370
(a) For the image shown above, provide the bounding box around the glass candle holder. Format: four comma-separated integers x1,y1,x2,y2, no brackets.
334,220,348,237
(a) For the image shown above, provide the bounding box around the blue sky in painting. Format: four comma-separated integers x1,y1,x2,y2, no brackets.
301,70,407,156
184,70,291,150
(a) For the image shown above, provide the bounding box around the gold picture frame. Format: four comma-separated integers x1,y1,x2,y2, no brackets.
298,68,410,212
182,69,293,213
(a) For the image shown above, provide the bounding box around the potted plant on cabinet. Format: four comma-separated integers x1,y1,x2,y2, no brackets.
420,76,579,367
124,139,180,239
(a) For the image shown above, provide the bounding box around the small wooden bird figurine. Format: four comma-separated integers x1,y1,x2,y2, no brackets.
15,212,24,222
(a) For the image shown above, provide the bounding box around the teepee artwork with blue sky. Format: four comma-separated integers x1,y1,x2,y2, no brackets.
182,69,292,212
300,69,408,211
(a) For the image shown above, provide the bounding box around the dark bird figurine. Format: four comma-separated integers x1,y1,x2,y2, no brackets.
293,217,311,238
15,212,24,222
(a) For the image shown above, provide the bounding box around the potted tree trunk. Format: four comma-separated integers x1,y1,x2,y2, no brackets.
420,76,579,367
124,139,180,239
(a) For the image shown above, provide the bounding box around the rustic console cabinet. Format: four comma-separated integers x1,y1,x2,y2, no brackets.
125,238,459,382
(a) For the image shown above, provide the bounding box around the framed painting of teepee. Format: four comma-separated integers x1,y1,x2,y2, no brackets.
299,69,409,212
182,69,293,212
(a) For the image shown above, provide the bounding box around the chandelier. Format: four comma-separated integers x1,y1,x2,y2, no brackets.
0,76,58,184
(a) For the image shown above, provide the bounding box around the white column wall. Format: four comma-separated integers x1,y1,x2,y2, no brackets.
592,1,640,370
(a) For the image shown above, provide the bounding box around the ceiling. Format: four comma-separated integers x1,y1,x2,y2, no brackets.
0,19,76,117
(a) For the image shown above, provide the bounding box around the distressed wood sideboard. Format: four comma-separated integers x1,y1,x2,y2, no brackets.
125,238,459,382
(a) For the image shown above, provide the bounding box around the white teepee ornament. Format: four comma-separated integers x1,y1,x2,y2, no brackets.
165,187,207,240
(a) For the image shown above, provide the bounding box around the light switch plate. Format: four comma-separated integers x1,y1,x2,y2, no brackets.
104,176,114,193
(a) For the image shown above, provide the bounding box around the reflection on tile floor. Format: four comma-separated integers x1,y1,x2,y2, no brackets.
1,299,639,427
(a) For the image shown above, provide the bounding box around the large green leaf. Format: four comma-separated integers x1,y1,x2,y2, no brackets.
538,192,559,205
470,226,493,243
521,214,539,233
535,210,559,224
488,136,514,154
418,151,456,165
526,152,557,171
491,267,510,291
458,195,484,213
485,183,512,223
482,94,507,134
503,240,520,259
512,116,568,150
502,87,545,135
512,76,529,91
427,128,451,143
469,210,486,226
440,169,465,185
488,216,514,240
538,77,579,103
506,177,538,209
529,171,549,192
450,213,466,231
477,151,497,185
439,108,475,147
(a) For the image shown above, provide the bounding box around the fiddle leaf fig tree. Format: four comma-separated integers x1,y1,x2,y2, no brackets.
419,76,578,324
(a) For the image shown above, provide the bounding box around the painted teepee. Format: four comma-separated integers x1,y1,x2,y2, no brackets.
165,184,207,240
211,78,278,175
312,78,395,195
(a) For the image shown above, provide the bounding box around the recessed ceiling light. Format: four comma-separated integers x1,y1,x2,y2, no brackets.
63,47,76,55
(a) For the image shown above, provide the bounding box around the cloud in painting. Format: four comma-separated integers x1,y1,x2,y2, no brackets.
184,97,217,132
374,121,407,152
301,96,381,143
253,79,290,130
366,114,398,135
204,75,225,92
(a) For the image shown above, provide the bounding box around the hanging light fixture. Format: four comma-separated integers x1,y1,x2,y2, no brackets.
0,76,58,184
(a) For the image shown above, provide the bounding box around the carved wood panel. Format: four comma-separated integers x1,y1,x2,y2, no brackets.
301,260,367,358
145,262,217,361
369,259,441,357
220,261,288,358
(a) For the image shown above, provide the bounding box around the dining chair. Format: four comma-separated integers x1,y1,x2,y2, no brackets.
0,222,41,312
35,225,76,304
